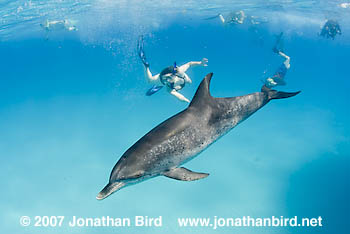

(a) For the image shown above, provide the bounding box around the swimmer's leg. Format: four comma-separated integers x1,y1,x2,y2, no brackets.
137,36,150,67
145,68,160,84
273,32,284,53
218,14,225,24
168,89,190,103
279,51,290,69
137,36,161,84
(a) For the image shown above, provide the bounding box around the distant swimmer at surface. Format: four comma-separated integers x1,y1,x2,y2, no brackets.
339,2,350,8
204,11,268,47
205,10,267,26
40,19,78,31
320,19,341,40
264,32,291,88
218,10,246,24
137,36,208,103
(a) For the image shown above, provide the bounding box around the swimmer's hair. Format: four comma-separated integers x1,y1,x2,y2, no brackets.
160,66,175,77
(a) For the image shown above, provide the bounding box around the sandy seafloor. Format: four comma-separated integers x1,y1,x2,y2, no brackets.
0,1,349,234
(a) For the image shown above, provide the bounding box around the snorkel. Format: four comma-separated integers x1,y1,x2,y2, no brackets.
172,62,177,74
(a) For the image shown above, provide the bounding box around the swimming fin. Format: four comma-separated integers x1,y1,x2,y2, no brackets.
137,36,149,67
146,85,163,96
203,14,221,20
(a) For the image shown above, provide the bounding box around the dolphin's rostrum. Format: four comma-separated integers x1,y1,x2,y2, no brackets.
97,73,300,200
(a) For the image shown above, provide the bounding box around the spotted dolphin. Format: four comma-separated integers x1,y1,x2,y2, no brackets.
97,73,300,200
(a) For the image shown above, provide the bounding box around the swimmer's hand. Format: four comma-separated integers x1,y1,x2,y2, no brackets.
201,58,208,66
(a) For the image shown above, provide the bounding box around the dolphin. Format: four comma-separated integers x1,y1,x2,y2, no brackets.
97,73,300,200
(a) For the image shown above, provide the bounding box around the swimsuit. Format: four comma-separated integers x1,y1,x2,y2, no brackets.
160,73,186,91
271,63,287,85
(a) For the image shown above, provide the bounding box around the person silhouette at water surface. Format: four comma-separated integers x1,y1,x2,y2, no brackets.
320,19,341,40
40,19,78,32
203,11,245,24
205,11,266,46
137,36,208,103
218,10,246,25
264,33,290,88
205,10,267,26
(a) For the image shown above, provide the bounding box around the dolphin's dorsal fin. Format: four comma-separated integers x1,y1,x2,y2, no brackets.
162,167,209,181
189,73,214,108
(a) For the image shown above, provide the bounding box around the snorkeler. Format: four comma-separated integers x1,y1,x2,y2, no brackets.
205,11,267,28
218,10,246,25
264,32,290,88
137,36,208,103
40,19,78,31
339,3,350,8
320,19,341,40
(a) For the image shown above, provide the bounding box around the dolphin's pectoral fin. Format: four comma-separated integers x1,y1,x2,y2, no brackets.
163,167,209,181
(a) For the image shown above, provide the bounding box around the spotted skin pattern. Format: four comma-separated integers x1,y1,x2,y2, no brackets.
97,73,299,200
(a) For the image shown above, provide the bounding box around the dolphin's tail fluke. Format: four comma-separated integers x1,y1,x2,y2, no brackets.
261,85,301,100
96,182,125,200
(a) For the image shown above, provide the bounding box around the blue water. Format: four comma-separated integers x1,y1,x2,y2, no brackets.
1,1,349,234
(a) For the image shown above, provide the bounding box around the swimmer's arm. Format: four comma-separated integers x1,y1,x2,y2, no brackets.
146,67,160,83
238,10,245,24
169,89,190,103
178,58,208,72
